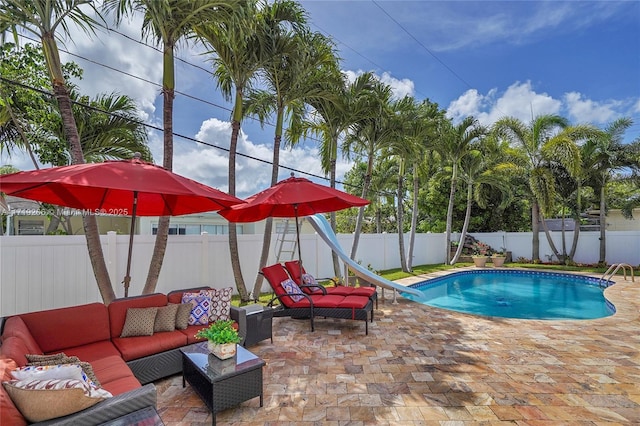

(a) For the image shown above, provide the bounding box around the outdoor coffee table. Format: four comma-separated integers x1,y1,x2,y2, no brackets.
180,342,265,426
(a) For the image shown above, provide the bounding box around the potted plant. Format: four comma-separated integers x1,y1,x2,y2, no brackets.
472,242,491,267
195,319,241,360
491,249,506,267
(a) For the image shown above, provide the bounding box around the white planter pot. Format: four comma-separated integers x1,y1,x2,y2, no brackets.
207,341,237,360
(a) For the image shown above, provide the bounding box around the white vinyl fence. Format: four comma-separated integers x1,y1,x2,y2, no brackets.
1,229,638,316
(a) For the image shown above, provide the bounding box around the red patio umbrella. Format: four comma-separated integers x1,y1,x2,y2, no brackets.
0,155,244,295
218,174,369,265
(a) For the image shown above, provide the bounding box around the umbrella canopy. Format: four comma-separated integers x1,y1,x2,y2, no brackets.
218,175,369,268
218,175,369,223
0,156,244,295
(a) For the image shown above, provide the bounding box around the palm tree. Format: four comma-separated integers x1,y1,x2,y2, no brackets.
434,116,486,264
244,4,336,300
195,1,264,302
581,118,639,265
492,114,573,262
0,0,115,303
104,0,239,295
343,73,394,260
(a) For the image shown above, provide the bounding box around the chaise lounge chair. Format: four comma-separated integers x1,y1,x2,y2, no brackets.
261,264,373,335
283,260,378,310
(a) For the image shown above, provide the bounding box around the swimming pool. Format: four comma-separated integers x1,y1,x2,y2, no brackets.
405,269,615,320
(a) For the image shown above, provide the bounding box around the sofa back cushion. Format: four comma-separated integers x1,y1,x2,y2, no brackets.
1,316,42,355
17,303,109,354
108,294,168,339
0,337,30,367
167,286,211,304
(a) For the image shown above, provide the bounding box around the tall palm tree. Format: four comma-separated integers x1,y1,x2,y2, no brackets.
492,114,573,262
343,73,394,260
244,4,336,300
0,0,115,303
195,1,263,301
435,116,486,264
581,118,639,265
104,0,239,295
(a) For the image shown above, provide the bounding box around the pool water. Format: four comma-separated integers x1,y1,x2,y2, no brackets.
406,270,615,320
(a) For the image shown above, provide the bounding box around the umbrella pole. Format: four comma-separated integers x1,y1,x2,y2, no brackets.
294,204,303,270
123,191,138,297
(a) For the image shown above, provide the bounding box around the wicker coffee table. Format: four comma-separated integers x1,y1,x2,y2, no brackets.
180,342,265,426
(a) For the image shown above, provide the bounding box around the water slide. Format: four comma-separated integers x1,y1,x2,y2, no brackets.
307,214,422,297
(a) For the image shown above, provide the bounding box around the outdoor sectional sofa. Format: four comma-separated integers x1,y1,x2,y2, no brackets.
0,286,248,425
261,263,374,335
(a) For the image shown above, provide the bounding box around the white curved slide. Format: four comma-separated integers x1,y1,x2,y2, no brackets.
307,214,422,296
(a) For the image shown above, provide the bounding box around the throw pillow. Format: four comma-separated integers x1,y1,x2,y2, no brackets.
174,303,192,330
120,307,158,338
201,287,233,322
181,294,211,326
154,304,179,333
11,364,88,383
25,354,101,388
280,278,305,302
3,378,111,423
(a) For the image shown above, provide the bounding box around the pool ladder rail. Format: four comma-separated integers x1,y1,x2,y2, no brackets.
598,263,634,287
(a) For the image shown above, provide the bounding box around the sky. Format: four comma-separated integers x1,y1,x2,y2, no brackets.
3,0,640,199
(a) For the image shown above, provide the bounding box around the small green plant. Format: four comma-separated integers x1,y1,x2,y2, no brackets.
195,320,241,344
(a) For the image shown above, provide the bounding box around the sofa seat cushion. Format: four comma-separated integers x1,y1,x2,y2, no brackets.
99,374,143,396
112,331,186,361
19,303,111,354
0,358,27,426
290,294,345,308
57,340,122,364
86,355,135,387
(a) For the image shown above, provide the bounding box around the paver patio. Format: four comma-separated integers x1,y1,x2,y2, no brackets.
155,268,640,425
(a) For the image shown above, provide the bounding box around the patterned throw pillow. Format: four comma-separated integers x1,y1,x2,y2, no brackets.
11,364,88,383
154,304,178,333
301,274,318,286
280,279,305,302
120,307,158,338
25,353,101,387
181,294,211,326
3,378,111,423
201,287,233,322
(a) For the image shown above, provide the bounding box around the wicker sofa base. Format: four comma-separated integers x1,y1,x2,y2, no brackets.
127,348,183,385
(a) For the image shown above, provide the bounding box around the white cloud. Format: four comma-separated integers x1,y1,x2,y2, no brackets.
343,70,414,99
563,92,622,124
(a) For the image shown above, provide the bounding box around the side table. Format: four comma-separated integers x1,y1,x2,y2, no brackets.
240,304,274,347
180,342,265,426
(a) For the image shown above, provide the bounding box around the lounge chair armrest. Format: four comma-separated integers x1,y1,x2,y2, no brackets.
299,284,327,295
230,305,246,346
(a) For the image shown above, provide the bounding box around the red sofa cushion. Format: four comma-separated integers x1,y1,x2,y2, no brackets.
100,374,144,396
59,340,122,363
0,358,27,426
1,316,42,354
112,330,186,361
178,322,239,345
167,287,212,304
19,303,110,354
90,355,137,386
108,294,168,339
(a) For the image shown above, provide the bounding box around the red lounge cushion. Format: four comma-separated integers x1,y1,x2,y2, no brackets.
290,294,345,308
349,287,377,297
0,358,27,426
112,331,186,361
108,294,168,339
337,296,370,309
19,303,110,354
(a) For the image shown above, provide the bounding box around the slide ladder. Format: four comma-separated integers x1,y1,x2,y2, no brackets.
275,219,298,263
307,214,422,298
598,263,634,287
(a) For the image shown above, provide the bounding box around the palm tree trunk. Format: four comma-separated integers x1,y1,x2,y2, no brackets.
350,154,373,260
397,173,408,272
407,164,419,271
451,182,473,264
540,213,561,260
444,163,458,264
52,79,114,303
329,156,341,278
599,185,607,265
531,201,541,262
143,75,175,295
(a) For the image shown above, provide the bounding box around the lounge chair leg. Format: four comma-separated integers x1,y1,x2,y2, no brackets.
365,318,368,335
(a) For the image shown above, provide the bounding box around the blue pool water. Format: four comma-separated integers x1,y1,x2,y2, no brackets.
405,270,615,320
